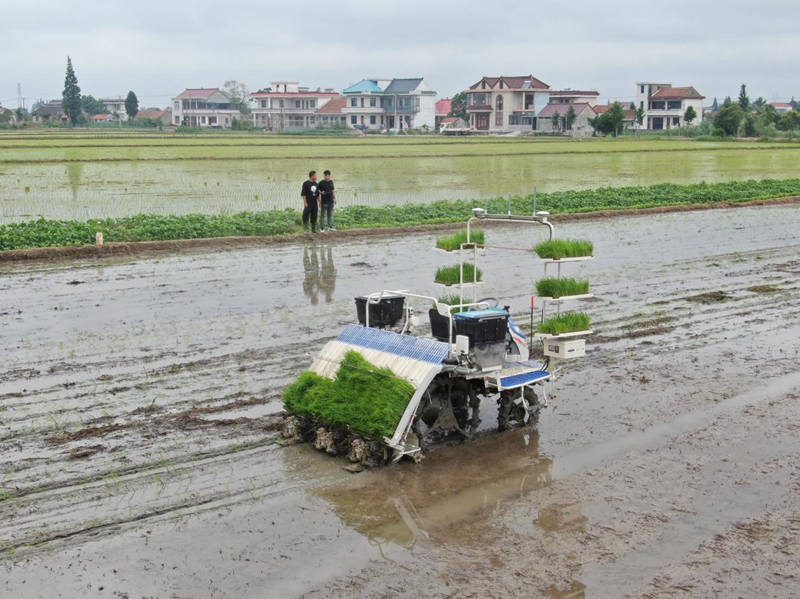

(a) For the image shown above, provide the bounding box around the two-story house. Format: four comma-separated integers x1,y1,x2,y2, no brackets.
100,97,128,120
636,82,705,130
172,88,242,128
341,78,436,131
249,82,340,130
464,75,551,132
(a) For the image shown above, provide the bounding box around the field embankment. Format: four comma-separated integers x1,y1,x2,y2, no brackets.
2,178,799,254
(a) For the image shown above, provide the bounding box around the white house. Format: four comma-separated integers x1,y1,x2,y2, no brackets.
464,75,551,133
341,78,437,131
635,82,705,130
100,97,128,120
172,88,242,128
249,82,340,130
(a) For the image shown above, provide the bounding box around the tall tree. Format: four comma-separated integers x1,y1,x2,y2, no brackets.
722,96,732,108
711,97,719,112
62,57,83,125
738,84,750,112
565,105,577,131
448,91,469,122
635,105,645,128
684,105,697,125
791,96,798,111
589,103,626,137
125,91,139,119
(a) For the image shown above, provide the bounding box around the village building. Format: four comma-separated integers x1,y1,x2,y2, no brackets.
464,75,550,132
770,102,793,114
341,78,436,131
172,88,242,128
314,96,348,128
32,100,67,124
547,89,599,107
536,103,596,137
635,83,705,130
100,97,128,120
249,82,340,130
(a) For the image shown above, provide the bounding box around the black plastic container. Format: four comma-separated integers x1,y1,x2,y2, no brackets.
355,294,405,328
429,308,509,345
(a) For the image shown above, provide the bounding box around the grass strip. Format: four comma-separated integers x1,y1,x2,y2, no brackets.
537,312,591,335
434,263,482,286
534,239,593,259
436,229,485,251
535,278,590,298
283,350,414,440
3,178,800,251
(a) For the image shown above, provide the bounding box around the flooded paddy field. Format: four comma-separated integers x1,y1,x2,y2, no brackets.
1,204,799,597
2,134,800,222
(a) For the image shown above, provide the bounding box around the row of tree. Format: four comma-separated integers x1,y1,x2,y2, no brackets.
62,57,139,124
713,84,800,136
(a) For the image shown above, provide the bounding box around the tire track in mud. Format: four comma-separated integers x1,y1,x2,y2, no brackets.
1,205,799,563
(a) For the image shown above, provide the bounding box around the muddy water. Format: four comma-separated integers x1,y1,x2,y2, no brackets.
1,204,799,597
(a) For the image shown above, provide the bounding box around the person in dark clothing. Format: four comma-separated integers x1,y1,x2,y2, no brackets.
318,170,336,231
301,171,320,233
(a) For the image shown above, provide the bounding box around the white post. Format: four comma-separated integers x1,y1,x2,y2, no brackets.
95,232,104,246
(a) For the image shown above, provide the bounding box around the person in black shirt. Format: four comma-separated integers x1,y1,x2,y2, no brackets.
318,169,336,231
301,171,320,233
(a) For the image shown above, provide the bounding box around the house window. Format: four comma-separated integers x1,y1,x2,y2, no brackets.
370,115,376,125
672,117,680,126
640,85,645,94
350,97,357,107
351,115,357,124
261,100,267,108
360,97,364,107
370,97,376,107
310,99,316,108
649,101,665,110
667,100,682,110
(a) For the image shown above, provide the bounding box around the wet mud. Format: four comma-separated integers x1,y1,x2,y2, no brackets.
1,204,799,597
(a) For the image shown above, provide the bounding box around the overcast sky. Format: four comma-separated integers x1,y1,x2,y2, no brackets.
1,0,798,109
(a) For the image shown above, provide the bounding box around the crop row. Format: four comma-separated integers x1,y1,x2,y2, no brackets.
2,178,799,251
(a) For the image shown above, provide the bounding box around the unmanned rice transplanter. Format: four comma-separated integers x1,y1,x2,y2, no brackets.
282,207,595,466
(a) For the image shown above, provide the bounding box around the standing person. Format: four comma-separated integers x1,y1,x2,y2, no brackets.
301,170,320,233
318,169,336,232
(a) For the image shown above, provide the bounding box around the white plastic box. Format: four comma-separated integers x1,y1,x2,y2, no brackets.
543,338,586,359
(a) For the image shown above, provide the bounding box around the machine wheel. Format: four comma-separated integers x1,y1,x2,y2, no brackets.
497,387,543,431
414,375,481,444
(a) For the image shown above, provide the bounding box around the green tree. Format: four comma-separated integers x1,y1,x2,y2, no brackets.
711,97,719,112
125,91,139,119
722,96,732,108
752,97,766,110
551,109,561,133
684,105,697,125
448,91,468,122
564,105,577,132
714,103,744,136
743,115,756,137
590,102,626,137
778,110,800,131
635,105,645,128
738,84,750,112
81,95,107,115
791,96,798,111
62,56,83,125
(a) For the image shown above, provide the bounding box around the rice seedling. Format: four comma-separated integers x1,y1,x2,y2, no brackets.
436,229,485,251
437,295,465,305
283,350,414,439
537,312,591,335
434,263,482,286
534,239,593,259
535,277,589,298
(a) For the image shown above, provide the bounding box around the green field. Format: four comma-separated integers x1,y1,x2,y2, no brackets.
1,131,799,224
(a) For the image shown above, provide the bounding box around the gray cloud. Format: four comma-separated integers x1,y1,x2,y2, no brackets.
2,0,798,108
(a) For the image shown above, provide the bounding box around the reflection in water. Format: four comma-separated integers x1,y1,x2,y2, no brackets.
302,245,336,305
315,429,556,548
66,162,83,202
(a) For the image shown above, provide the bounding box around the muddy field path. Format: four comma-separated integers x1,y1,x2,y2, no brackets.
1,204,799,598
